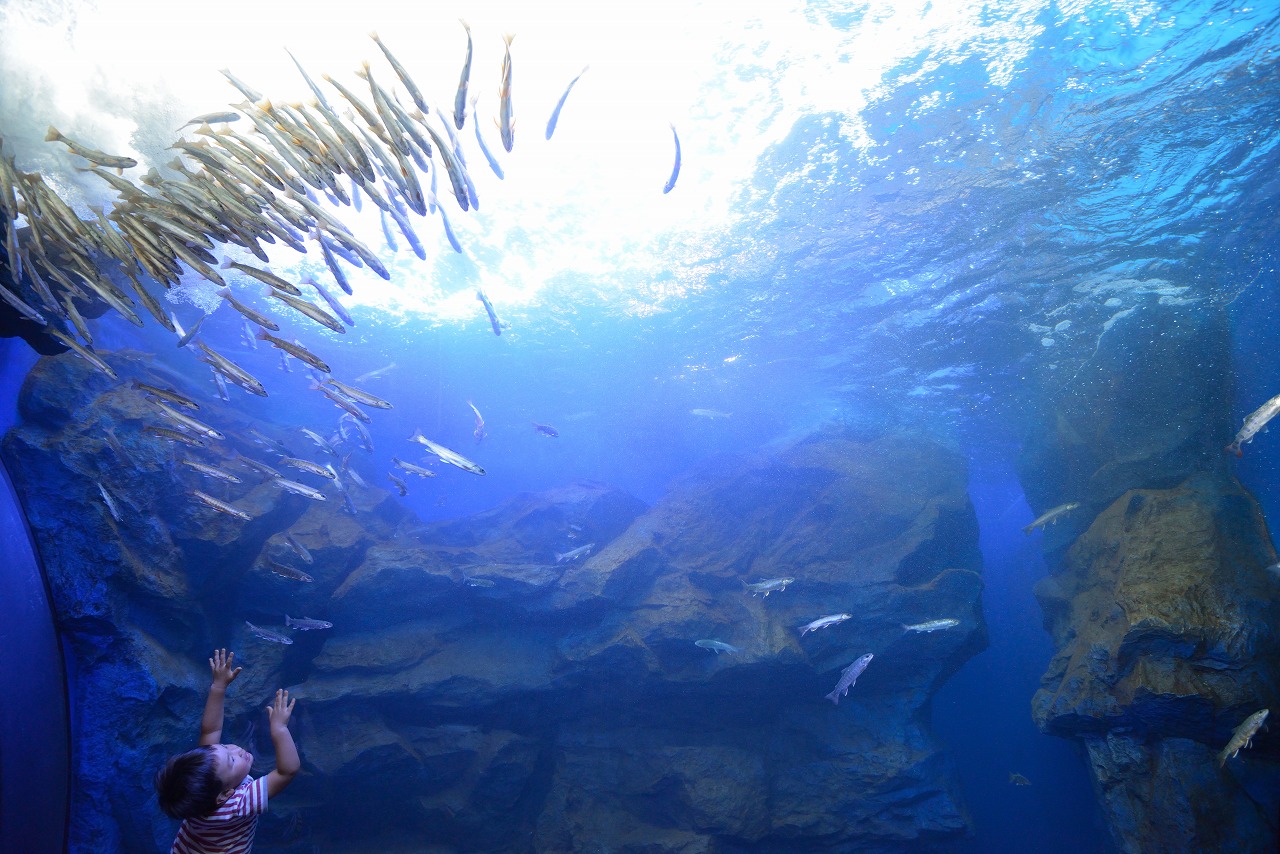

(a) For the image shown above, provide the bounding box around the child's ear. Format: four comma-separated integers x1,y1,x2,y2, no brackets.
216,788,233,806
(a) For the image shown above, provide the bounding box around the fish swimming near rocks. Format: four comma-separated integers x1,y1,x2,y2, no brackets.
1022,502,1079,535
825,653,874,705
695,639,740,655
268,561,313,582
903,618,961,633
798,613,852,636
191,490,251,520
1227,394,1280,456
556,543,595,563
285,615,332,631
410,430,486,475
1009,772,1032,786
744,577,794,597
245,621,293,644
1219,708,1269,767
285,534,312,564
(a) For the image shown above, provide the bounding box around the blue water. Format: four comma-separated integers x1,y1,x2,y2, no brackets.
1,1,1279,850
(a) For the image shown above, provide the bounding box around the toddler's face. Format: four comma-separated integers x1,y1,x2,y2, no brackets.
211,743,253,791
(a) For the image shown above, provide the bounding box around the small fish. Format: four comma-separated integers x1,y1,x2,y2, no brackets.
217,287,280,332
279,457,338,480
392,456,437,478
690,408,731,419
470,94,504,179
1227,394,1280,456
325,378,392,409
300,428,339,456
236,454,281,480
388,472,409,496
903,618,962,633
468,400,486,443
285,614,333,631
272,478,327,501
354,362,396,383
96,482,123,522
151,401,225,440
498,33,516,152
476,288,503,336
798,613,852,636
825,653,874,705
46,329,117,379
409,430,486,475
465,576,495,588
180,459,243,484
1009,773,1032,786
245,620,293,644
533,422,559,438
1022,502,1080,535
281,534,312,565
545,65,588,140
663,123,681,194
179,111,240,129
556,543,595,563
255,329,330,374
269,561,313,582
744,577,795,597
454,20,473,129
45,126,137,170
1219,709,1269,767
174,312,207,348
695,639,740,655
133,381,199,410
144,426,206,448
191,490,251,520
370,31,429,115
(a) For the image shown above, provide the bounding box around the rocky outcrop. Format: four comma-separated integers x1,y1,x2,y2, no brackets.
1021,300,1280,853
4,351,987,852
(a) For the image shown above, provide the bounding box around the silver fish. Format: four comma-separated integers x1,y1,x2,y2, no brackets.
1227,394,1280,456
285,614,333,631
285,534,313,565
744,577,794,597
272,478,327,501
825,653,874,705
410,430,486,475
1022,502,1079,535
45,126,137,169
392,456,436,478
245,620,293,644
180,459,243,484
664,123,681,194
498,34,515,152
798,613,852,636
454,20,473,129
269,561,313,582
133,381,199,410
325,378,391,409
279,457,337,480
388,472,409,495
903,619,961,633
545,65,588,140
96,482,123,522
695,639,740,655
555,543,595,563
191,490,250,520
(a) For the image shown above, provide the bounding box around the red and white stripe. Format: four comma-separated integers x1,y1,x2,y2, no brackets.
170,776,268,854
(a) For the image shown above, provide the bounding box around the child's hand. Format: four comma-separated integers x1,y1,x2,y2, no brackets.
209,648,242,689
266,689,296,731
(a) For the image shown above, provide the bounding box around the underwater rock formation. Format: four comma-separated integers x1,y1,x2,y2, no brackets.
4,351,986,852
1021,300,1280,853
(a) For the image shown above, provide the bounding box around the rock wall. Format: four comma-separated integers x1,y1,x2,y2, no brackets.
4,352,987,852
1020,300,1280,853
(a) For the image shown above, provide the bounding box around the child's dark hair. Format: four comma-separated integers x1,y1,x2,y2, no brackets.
155,746,220,819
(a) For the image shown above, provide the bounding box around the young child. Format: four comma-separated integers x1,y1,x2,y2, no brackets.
154,649,299,853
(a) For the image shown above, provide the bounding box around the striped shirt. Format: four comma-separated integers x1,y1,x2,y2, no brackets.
171,776,268,854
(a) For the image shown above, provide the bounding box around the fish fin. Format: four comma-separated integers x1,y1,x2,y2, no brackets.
825,691,839,705
503,33,515,46
44,126,60,142
1021,523,1034,535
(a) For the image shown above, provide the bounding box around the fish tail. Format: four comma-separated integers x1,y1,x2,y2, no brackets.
825,691,839,705
503,33,515,46
1225,442,1242,457
1021,523,1034,535
44,126,61,142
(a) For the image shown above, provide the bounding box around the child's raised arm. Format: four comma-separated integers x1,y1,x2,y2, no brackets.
198,648,243,746
264,688,299,799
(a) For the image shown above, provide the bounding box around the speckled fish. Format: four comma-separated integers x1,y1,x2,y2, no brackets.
545,65,588,140
265,287,346,334
245,620,292,644
498,34,515,152
825,653,874,705
269,561,313,582
285,615,332,631
255,329,330,374
180,459,242,484
96,482,123,522
45,126,137,169
409,430,486,475
279,457,337,480
1227,394,1280,456
144,426,206,448
798,613,851,637
695,639,740,655
192,490,250,520
46,329,117,379
744,577,794,597
392,456,437,478
371,31,429,116
1219,709,1269,767
133,381,199,410
903,618,961,633
179,111,240,129
152,401,225,440
1022,502,1079,535
326,378,392,409
388,472,409,495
